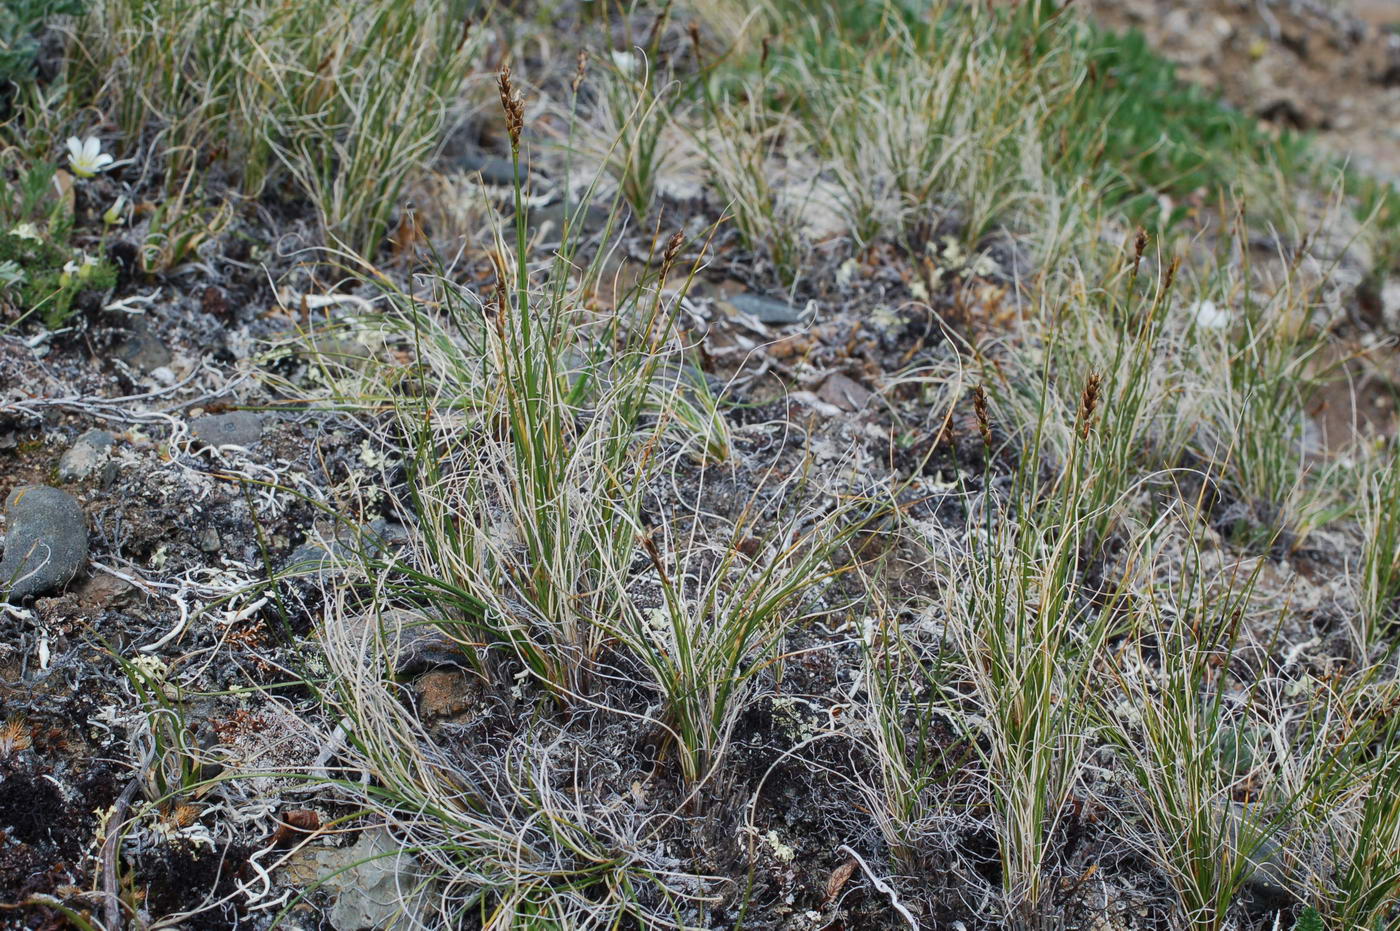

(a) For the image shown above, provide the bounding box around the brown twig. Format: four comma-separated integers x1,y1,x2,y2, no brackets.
102,750,152,930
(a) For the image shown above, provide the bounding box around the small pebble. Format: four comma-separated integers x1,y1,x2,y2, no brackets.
115,322,172,373
0,485,89,602
724,293,808,326
818,373,873,412
191,411,264,448
56,429,114,483
461,149,522,187
283,519,409,576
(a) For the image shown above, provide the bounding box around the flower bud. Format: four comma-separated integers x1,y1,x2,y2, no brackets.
103,196,128,226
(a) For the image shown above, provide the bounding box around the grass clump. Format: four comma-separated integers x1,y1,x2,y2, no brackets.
310,592,720,928
20,0,1400,926
55,0,478,256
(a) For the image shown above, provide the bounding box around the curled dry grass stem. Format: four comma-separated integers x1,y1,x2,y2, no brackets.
306,590,720,929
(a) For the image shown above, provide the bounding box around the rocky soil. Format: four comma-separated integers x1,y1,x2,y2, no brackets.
1083,0,1400,183
2,2,1400,928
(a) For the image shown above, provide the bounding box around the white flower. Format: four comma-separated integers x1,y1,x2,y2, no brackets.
1189,299,1231,329
103,196,128,226
66,136,114,179
10,223,40,241
610,50,639,74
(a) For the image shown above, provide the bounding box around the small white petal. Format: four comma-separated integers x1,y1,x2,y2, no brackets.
1190,299,1231,329
610,50,639,74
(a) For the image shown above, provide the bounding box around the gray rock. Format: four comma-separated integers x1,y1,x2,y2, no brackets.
724,292,808,326
299,333,380,370
191,412,264,448
362,519,410,557
1219,801,1293,906
283,520,409,575
283,541,343,574
286,828,434,931
56,429,114,483
334,608,465,676
0,486,88,602
197,527,220,553
461,150,521,187
653,361,722,406
115,322,172,374
531,200,612,239
384,609,465,675
818,373,874,412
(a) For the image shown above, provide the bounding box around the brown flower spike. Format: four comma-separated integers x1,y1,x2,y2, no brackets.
1079,372,1102,439
973,384,992,447
498,65,525,149
662,230,684,270
572,50,589,94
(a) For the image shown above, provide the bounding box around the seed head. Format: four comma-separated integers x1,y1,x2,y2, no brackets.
1132,228,1148,273
572,50,589,94
1078,372,1103,439
490,276,510,343
497,65,525,149
972,385,991,447
662,230,684,270
641,532,670,586
1162,255,1181,295
493,276,509,314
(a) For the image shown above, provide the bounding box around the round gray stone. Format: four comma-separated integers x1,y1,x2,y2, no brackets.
0,485,89,602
